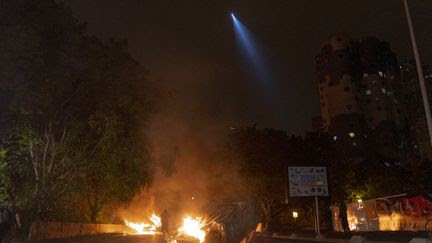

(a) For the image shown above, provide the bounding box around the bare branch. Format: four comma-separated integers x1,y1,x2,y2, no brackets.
42,127,50,177
48,133,56,174
60,125,67,144
29,141,39,181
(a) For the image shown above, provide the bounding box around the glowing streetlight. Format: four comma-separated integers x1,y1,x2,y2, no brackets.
292,211,298,219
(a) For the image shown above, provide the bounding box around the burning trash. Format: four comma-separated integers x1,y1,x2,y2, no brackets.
178,216,206,242
123,198,261,243
125,213,162,235
125,212,207,242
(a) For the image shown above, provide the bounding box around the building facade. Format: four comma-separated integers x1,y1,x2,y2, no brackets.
315,35,407,157
400,61,432,158
316,34,432,159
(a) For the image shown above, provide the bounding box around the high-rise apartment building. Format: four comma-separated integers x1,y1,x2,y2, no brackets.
316,35,404,152
400,61,432,158
316,35,432,159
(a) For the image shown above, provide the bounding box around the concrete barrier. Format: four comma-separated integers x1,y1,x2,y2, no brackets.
28,221,131,240
409,238,432,243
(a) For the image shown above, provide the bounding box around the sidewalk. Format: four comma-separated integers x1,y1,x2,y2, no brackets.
267,231,432,243
271,233,392,243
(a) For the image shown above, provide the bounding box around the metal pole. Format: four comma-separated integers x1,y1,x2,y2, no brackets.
315,194,320,237
284,165,288,204
403,0,432,150
313,201,317,234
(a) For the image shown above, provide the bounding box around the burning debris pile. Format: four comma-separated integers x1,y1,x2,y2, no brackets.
125,213,162,235
124,198,261,243
177,216,207,242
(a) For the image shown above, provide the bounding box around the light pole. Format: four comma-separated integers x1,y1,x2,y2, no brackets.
403,0,432,150
284,165,289,204
314,180,324,239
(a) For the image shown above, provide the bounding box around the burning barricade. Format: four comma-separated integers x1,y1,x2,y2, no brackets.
124,198,262,243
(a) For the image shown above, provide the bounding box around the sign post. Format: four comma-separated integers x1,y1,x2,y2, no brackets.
288,167,328,238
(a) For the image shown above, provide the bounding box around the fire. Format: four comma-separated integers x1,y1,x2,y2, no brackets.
150,213,162,228
125,213,162,235
178,216,206,242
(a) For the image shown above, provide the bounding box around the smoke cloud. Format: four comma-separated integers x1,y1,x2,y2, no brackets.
117,55,248,226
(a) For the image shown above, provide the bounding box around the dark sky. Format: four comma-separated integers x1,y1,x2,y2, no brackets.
63,0,432,135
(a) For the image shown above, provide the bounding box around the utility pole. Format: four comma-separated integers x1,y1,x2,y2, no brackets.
403,0,432,150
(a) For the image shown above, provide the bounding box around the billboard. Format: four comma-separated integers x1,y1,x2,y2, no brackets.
288,166,328,197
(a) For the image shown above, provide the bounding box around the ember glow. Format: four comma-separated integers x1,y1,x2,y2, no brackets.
125,213,162,235
178,216,206,242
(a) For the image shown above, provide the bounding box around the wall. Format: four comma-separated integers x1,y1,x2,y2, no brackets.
28,221,131,240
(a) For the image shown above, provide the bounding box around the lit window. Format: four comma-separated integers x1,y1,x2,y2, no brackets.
381,88,387,94
378,71,384,77
348,132,355,138
365,90,371,95
363,73,368,78
333,136,337,141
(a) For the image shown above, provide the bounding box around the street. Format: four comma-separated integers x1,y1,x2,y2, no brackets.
26,232,432,243
28,234,318,243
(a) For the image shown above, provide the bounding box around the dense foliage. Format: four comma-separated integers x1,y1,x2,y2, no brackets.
0,0,154,223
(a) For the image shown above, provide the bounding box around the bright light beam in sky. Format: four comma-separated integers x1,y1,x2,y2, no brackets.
231,13,272,85
231,13,284,126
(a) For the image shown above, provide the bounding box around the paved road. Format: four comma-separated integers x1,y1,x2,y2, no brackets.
27,234,317,243
23,232,432,243
30,234,166,243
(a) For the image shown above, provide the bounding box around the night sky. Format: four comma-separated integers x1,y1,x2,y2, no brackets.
63,0,432,135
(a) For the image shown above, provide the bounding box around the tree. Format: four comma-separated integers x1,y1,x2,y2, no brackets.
224,126,290,230
0,0,154,222
76,39,154,222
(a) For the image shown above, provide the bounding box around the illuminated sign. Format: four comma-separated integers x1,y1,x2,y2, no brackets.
288,166,328,197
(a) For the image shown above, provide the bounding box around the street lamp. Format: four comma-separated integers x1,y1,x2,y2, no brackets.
292,211,298,219
403,0,432,150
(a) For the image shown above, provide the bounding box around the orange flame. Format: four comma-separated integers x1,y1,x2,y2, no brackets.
178,216,206,242
125,213,162,235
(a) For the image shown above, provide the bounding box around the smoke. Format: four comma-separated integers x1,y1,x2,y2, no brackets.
116,54,248,225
